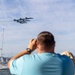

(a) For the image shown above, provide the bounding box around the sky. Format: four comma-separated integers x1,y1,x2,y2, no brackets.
0,0,75,57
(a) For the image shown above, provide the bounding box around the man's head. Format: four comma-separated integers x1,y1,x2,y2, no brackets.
36,31,55,53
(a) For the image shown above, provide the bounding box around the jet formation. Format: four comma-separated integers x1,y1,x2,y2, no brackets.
13,17,33,24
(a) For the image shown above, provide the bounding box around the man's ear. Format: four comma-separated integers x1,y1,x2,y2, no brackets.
52,41,55,47
53,41,56,47
36,41,39,49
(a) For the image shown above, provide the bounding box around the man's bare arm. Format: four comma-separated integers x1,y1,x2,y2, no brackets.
8,39,37,68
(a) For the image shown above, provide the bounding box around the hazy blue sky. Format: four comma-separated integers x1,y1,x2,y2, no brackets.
0,0,75,57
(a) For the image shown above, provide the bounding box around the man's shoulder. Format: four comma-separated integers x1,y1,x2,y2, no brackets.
55,53,73,63
56,53,70,58
61,54,71,60
59,54,74,65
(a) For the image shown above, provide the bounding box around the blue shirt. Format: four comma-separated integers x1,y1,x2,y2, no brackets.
10,53,74,75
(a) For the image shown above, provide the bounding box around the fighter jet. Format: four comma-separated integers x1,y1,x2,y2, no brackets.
13,17,33,24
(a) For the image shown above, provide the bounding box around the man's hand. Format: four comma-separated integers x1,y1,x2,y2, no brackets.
28,39,37,51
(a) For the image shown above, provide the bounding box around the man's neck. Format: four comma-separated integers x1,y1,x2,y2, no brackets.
37,49,55,54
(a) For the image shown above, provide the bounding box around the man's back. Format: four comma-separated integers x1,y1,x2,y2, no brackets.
10,53,74,75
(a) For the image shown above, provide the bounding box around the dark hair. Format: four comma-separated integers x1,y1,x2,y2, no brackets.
37,31,55,47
